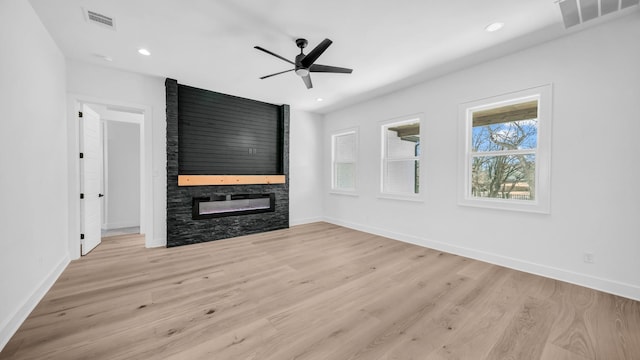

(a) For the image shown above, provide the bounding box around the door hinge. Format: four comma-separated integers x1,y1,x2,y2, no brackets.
80,193,84,199
79,152,84,159
78,111,83,118
80,233,85,240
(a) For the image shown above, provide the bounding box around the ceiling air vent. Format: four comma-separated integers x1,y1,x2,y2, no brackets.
85,9,116,30
558,0,639,28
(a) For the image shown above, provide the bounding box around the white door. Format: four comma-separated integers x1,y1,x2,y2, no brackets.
80,104,102,255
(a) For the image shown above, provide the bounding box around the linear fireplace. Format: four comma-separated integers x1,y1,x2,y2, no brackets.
166,79,289,247
192,193,275,219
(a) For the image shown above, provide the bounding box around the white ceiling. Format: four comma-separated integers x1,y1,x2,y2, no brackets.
25,0,625,113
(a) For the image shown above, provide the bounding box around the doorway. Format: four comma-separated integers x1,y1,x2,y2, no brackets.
75,99,147,256
100,109,142,238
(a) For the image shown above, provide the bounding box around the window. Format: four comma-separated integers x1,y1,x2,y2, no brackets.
459,85,552,213
381,117,421,197
331,129,357,192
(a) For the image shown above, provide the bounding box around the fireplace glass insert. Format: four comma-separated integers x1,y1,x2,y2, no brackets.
192,193,275,219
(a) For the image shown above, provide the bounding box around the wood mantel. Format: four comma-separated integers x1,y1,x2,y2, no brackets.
178,175,286,186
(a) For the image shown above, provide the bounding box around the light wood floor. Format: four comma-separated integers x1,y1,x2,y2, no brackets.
1,222,639,359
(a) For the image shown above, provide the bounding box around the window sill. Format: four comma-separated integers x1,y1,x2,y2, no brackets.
458,197,549,214
329,190,360,197
377,193,423,203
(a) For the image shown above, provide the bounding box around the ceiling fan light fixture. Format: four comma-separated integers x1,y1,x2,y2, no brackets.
295,68,310,77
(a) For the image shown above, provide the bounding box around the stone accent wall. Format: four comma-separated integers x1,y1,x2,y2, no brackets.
165,78,289,247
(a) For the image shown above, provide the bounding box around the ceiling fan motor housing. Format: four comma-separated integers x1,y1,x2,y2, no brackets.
294,53,309,76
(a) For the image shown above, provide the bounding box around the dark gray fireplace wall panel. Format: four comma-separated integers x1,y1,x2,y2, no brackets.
177,84,284,175
166,78,289,247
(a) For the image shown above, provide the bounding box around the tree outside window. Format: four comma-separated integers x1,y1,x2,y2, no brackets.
459,85,552,213
471,100,538,200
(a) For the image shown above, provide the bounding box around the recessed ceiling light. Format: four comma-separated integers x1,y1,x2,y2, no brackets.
485,22,504,32
316,98,324,102
138,48,151,56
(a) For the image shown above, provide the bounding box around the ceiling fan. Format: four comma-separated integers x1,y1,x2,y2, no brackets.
254,38,353,89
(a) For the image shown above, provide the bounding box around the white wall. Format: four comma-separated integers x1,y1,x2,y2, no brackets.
289,109,324,225
323,13,640,300
105,121,140,229
0,0,69,350
66,60,166,254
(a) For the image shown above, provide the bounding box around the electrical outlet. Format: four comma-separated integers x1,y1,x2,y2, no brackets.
583,252,595,264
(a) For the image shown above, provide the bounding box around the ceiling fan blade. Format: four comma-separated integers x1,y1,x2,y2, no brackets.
254,46,295,65
260,69,294,79
309,64,353,74
301,74,313,89
300,38,332,68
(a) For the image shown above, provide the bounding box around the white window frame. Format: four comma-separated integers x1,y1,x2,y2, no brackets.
379,115,422,201
330,128,358,194
458,84,552,213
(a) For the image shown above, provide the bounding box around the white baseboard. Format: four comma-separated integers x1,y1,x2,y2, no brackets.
104,221,140,230
146,237,166,248
290,216,324,227
323,217,640,301
0,255,70,352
